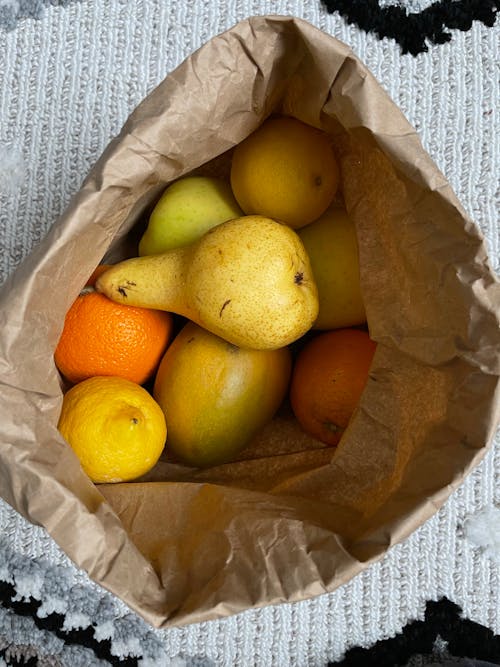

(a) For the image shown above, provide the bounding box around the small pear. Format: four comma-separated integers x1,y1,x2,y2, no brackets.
96,215,319,350
298,206,366,330
138,176,243,255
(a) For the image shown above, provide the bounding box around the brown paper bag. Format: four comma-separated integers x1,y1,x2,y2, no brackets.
1,16,499,628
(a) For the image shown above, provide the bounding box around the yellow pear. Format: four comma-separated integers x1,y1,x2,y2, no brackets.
96,215,319,350
298,206,366,330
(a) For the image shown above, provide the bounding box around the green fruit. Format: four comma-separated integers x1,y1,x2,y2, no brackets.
298,206,366,330
138,176,243,255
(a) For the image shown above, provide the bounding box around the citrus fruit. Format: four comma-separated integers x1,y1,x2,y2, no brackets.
290,328,376,446
153,321,292,467
298,206,366,330
58,376,166,483
230,115,340,229
54,286,173,385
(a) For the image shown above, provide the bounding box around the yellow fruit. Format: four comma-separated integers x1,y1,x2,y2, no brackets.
298,206,366,330
57,376,166,483
96,215,319,350
230,115,339,229
153,321,292,467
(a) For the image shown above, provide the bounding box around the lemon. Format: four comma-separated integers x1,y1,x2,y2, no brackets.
57,376,166,483
230,115,340,229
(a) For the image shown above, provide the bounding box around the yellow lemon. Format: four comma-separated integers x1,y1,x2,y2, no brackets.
230,115,340,229
57,376,166,483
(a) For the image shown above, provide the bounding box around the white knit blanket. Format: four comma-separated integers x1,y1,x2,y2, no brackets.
0,2,499,665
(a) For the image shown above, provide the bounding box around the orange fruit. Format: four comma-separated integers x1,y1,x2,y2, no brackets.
58,376,166,483
230,115,340,229
54,284,174,386
290,328,376,446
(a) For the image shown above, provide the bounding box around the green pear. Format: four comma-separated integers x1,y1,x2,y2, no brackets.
298,205,366,330
138,175,243,255
96,215,319,350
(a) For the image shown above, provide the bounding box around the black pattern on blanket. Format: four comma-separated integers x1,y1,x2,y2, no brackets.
321,1,499,54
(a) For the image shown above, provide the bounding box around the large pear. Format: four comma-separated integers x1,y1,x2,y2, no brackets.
97,215,319,350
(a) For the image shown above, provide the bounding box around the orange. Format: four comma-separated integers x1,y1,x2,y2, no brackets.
230,115,339,229
290,328,376,446
58,376,166,483
54,281,174,386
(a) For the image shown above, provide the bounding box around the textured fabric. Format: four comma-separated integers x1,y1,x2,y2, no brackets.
0,1,499,665
0,0,78,32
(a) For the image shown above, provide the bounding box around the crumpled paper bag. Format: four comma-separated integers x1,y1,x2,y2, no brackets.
1,16,499,628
